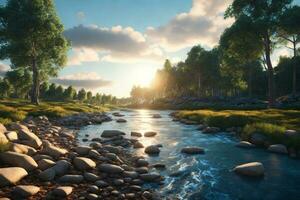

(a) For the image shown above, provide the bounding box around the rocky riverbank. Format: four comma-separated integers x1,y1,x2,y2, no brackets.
0,113,162,200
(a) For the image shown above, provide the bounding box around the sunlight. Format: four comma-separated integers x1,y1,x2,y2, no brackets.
131,66,156,87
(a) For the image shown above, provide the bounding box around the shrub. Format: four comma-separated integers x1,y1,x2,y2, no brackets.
206,114,253,130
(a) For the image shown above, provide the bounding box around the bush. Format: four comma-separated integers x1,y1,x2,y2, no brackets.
206,114,253,130
242,123,286,139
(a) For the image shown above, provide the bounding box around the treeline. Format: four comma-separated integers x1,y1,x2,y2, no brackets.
0,68,117,105
131,1,300,107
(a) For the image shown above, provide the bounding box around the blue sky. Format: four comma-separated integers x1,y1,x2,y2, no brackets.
1,0,299,97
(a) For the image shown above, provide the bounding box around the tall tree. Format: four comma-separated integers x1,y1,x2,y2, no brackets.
0,0,69,104
6,68,32,98
279,5,300,95
77,88,87,101
225,0,293,106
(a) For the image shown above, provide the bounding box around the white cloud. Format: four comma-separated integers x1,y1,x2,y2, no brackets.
52,72,112,89
67,48,100,66
0,62,9,76
146,0,233,51
64,25,163,63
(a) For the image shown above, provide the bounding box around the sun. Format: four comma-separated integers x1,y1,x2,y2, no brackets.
132,66,156,87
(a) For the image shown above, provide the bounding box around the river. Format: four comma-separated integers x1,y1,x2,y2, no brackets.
78,109,300,200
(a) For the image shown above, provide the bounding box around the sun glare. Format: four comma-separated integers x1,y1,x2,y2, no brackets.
132,66,156,87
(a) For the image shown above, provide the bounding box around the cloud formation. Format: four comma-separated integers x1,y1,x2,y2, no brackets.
0,63,9,76
52,72,112,89
64,25,163,64
146,0,233,51
67,48,100,66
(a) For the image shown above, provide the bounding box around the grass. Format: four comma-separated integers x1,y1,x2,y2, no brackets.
0,98,111,125
174,109,300,131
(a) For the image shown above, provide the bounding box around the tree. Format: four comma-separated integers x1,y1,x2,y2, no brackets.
0,78,11,97
0,0,69,104
40,82,49,99
225,0,293,106
55,85,64,100
6,68,32,98
63,86,76,100
279,5,300,95
87,91,93,101
46,83,57,99
77,88,87,101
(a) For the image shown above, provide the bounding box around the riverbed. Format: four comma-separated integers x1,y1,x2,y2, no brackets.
78,109,300,200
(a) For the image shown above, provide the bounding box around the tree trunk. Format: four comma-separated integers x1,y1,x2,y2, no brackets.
292,39,297,96
264,34,275,107
248,67,253,97
31,58,40,105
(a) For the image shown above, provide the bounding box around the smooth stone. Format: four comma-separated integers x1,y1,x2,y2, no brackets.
88,149,101,159
0,123,7,133
86,193,98,200
41,141,68,158
144,132,157,137
73,157,96,171
268,144,288,154
181,147,205,154
233,162,264,177
9,143,37,155
152,114,162,118
236,141,255,148
0,132,8,144
116,118,127,123
39,168,56,181
37,159,55,171
145,145,160,155
135,167,149,174
98,164,124,174
136,159,149,167
12,185,40,197
84,172,100,182
250,133,267,146
101,130,125,138
87,185,99,193
75,146,92,156
113,178,124,186
52,186,73,197
140,173,162,182
51,160,71,176
131,132,142,137
151,163,166,169
95,180,109,187
15,127,42,148
133,141,144,148
0,151,38,171
123,171,139,179
0,167,28,187
5,131,18,141
58,175,84,184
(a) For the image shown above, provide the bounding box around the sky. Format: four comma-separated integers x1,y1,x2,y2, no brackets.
0,0,299,97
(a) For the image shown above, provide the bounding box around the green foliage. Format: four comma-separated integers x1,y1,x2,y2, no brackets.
78,88,87,101
206,115,253,130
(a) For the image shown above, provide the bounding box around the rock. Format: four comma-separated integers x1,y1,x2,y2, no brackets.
202,127,220,134
152,114,162,118
38,168,56,181
0,167,28,187
284,130,299,137
86,193,98,200
5,131,18,141
131,132,142,137
95,180,109,187
250,133,267,146
268,144,288,154
15,126,42,148
61,131,75,139
197,124,206,131
88,149,101,159
58,175,84,184
133,141,144,148
123,171,139,179
9,143,37,155
181,147,205,154
87,185,99,193
41,141,68,158
73,157,96,171
102,145,121,154
0,123,7,134
113,178,124,186
101,130,126,138
52,186,73,197
12,185,40,197
51,160,71,176
236,141,255,148
145,145,160,155
136,159,149,167
140,173,162,182
75,146,92,156
135,167,149,174
0,132,8,144
116,118,127,123
144,132,157,137
151,163,166,169
98,164,124,174
0,151,38,171
233,162,264,177
84,172,99,182
33,154,53,161
37,159,55,170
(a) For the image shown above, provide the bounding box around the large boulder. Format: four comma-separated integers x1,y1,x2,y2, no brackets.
0,167,28,187
12,185,40,198
144,145,160,155
101,130,125,138
38,168,56,181
40,141,68,158
144,132,157,137
233,162,264,177
14,125,42,148
51,160,71,176
181,147,205,154
98,164,124,174
73,157,96,171
268,144,288,154
0,151,38,171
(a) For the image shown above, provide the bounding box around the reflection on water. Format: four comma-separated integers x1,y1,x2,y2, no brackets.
78,109,300,200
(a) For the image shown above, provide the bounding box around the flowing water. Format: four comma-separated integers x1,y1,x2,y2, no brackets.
78,109,300,200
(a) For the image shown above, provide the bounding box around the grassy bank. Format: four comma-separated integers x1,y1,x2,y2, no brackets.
0,99,112,125
174,109,300,149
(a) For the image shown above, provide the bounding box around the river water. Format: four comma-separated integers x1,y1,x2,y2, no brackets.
78,109,300,200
